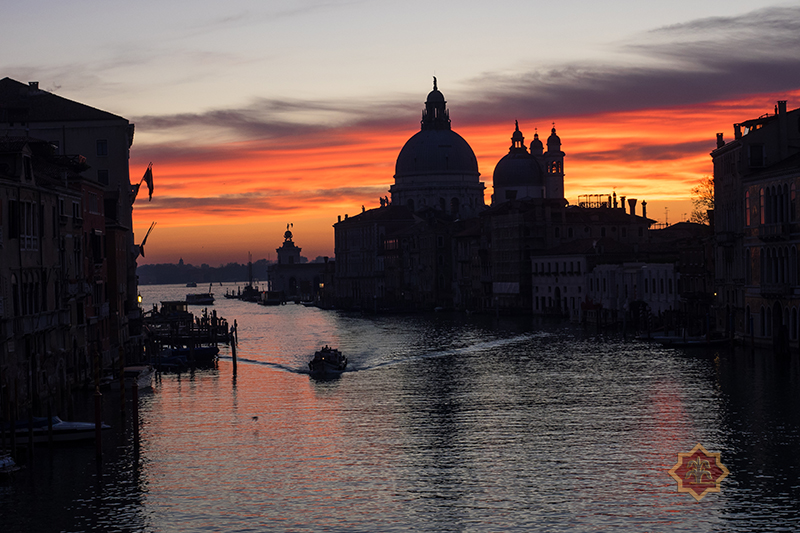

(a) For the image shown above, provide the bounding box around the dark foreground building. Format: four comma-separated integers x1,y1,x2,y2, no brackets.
1,78,142,419
713,100,800,350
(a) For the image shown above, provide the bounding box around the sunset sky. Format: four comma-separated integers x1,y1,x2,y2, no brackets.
4,1,800,265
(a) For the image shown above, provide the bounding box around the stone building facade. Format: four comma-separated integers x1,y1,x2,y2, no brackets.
713,100,800,349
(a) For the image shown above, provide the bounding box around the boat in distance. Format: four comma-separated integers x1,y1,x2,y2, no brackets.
1,416,110,444
308,346,347,376
186,293,214,305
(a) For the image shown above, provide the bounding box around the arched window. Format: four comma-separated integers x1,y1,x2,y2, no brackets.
746,305,752,335
760,188,765,224
792,183,797,221
745,190,751,226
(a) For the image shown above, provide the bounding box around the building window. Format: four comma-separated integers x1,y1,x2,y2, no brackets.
96,140,108,156
97,169,109,185
760,188,765,224
749,144,764,167
745,190,751,226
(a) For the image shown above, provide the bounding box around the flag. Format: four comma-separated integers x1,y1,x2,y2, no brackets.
143,163,154,201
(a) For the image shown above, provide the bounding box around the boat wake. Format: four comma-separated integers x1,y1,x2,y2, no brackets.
352,332,545,372
218,356,304,374
219,332,548,375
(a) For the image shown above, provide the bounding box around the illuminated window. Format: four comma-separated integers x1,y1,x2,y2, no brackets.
745,190,751,226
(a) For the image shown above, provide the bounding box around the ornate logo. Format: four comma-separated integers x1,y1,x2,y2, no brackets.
668,443,730,501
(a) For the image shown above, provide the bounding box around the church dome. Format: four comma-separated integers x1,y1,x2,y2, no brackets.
394,78,479,179
395,129,479,177
547,126,561,152
493,123,543,188
530,130,544,155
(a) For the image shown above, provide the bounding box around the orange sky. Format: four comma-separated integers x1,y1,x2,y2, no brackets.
131,90,800,266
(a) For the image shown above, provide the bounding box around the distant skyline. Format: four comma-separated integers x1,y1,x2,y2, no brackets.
4,1,800,265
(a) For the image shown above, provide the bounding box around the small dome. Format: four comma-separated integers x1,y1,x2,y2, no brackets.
493,151,543,188
547,126,561,151
427,75,445,102
493,122,542,188
530,130,544,155
426,88,445,103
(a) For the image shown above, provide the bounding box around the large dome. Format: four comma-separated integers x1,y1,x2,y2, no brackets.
395,128,479,177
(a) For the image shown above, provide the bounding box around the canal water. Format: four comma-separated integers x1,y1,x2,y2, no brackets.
2,283,799,532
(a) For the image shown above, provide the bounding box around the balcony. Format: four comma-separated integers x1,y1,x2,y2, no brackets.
760,282,791,298
758,223,791,242
13,310,70,335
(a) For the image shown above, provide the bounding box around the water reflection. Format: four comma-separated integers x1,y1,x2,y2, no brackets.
1,285,798,532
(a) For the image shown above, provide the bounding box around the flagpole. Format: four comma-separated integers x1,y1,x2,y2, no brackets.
138,162,153,186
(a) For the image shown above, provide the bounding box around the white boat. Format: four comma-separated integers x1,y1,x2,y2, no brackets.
186,292,214,305
308,346,347,376
122,365,155,390
1,416,110,444
0,453,20,475
646,334,729,347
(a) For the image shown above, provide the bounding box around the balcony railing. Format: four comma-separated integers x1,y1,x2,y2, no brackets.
758,223,791,242
760,282,791,298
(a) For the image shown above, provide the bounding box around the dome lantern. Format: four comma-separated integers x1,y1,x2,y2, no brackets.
421,76,450,131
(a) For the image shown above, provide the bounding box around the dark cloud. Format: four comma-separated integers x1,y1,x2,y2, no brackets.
133,5,800,146
134,97,414,141
459,5,800,122
134,186,387,213
578,140,716,163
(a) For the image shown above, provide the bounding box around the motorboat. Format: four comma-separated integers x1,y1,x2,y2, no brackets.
1,416,110,444
109,365,155,390
186,281,197,287
186,292,214,305
308,346,347,376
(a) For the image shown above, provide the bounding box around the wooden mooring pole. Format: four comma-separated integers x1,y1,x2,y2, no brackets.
132,381,140,451
94,387,103,461
231,321,238,376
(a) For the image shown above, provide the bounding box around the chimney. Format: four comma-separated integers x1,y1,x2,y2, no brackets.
716,133,724,148
778,100,789,160
641,200,647,220
338,215,341,223
620,196,626,214
29,81,39,90
628,198,637,219
344,214,348,220
734,123,742,140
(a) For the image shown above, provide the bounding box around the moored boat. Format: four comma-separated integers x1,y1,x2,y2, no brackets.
0,453,20,475
308,346,347,376
1,416,110,444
